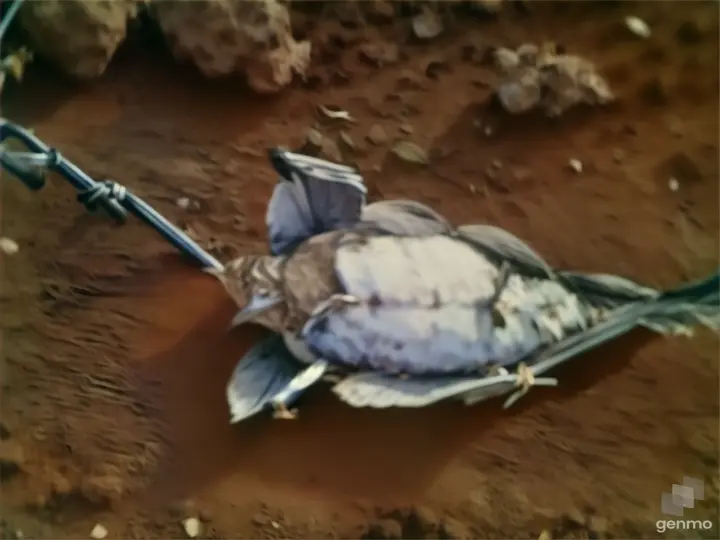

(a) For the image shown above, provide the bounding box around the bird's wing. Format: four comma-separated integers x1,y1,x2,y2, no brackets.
226,334,304,423
295,233,585,375
266,149,367,255
359,199,453,236
455,224,555,278
332,372,516,408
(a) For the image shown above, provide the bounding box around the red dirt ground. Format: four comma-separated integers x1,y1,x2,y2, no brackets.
1,2,718,539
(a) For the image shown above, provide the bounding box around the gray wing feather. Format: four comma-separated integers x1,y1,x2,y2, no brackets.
226,335,302,423
266,150,367,255
360,199,453,236
456,224,555,278
332,372,516,408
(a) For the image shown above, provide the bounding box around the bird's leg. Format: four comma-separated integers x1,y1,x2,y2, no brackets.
268,359,329,420
271,402,299,420
487,261,512,308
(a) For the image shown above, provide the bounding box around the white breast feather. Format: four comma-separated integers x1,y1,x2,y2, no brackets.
334,236,500,306
300,235,588,374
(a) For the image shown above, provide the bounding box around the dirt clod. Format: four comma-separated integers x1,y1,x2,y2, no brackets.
359,41,401,67
367,124,389,145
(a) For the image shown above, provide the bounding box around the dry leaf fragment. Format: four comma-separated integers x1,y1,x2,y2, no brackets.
317,104,357,123
391,141,429,165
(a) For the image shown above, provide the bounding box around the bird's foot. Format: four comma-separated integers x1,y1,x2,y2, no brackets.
271,401,298,420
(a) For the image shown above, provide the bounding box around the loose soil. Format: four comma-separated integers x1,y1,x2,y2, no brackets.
1,2,718,539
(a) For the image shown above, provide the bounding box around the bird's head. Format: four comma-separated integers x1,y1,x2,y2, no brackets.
204,255,285,328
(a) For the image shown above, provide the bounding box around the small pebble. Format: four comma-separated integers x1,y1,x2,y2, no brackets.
90,524,108,540
339,131,355,150
493,47,520,72
367,124,388,145
270,521,281,530
399,123,414,135
0,237,19,255
305,127,324,147
669,177,679,192
612,148,625,163
176,197,191,210
182,517,202,538
412,8,444,40
568,159,583,173
625,16,651,39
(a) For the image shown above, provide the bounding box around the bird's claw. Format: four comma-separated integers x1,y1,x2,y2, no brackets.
271,401,298,420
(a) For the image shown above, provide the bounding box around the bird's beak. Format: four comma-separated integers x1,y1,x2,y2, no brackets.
203,266,226,283
229,295,284,330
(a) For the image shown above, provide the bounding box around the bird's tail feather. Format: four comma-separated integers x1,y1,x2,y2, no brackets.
536,271,720,373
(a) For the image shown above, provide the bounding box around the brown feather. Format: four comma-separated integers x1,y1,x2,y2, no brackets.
280,230,357,331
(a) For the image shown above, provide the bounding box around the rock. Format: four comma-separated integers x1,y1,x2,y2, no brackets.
624,16,651,39
391,141,429,165
495,43,614,116
612,148,625,163
152,0,311,94
367,124,388,146
305,128,324,150
496,66,542,114
182,517,202,538
412,8,444,40
493,47,520,73
399,123,413,135
0,237,19,256
539,54,614,116
19,0,140,79
568,159,583,173
90,524,108,540
358,41,400,67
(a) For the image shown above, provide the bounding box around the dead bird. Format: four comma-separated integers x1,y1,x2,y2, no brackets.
208,150,720,423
